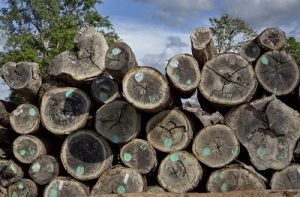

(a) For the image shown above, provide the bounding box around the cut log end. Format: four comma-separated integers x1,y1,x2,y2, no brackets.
0,160,24,187
146,186,165,193
146,109,193,153
271,164,300,190
239,40,261,62
166,54,201,95
60,130,113,181
257,28,287,51
95,100,141,144
157,151,203,193
40,87,91,135
28,155,59,185
199,54,257,106
8,179,38,197
120,139,157,174
122,66,171,113
255,51,299,96
10,104,40,134
192,124,240,168
91,167,146,195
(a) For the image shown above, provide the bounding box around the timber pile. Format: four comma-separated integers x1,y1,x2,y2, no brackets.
1,26,300,196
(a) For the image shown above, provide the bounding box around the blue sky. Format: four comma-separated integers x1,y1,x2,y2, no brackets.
1,0,300,99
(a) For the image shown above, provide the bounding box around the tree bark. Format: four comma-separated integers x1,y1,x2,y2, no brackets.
0,100,16,128
239,40,261,62
0,160,24,187
0,126,15,159
257,28,287,51
38,79,65,104
271,164,300,190
122,66,171,113
7,179,38,197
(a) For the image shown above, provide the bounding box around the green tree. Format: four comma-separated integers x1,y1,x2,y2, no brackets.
209,13,257,54
286,36,300,64
0,0,118,104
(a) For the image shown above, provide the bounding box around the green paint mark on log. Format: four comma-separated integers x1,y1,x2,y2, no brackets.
17,182,24,190
173,74,180,81
48,188,57,197
164,138,173,148
202,147,211,156
65,91,73,98
140,144,147,150
47,164,54,173
28,147,36,156
170,59,179,68
31,162,41,172
274,88,278,95
252,47,257,53
261,55,269,65
112,48,121,56
231,149,237,155
220,183,228,192
123,153,132,162
12,192,18,197
257,147,266,157
19,149,26,156
219,171,225,179
111,135,120,143
148,95,156,103
170,153,179,162
26,122,33,128
99,92,108,102
76,166,85,175
277,154,285,161
186,79,192,85
117,185,126,194
135,72,144,82
28,108,37,116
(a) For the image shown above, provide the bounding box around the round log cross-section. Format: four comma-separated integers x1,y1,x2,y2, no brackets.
192,124,240,168
60,130,113,181
157,151,203,193
239,40,261,62
43,176,89,197
40,87,91,135
207,167,266,192
105,42,138,82
91,167,146,195
257,28,287,51
0,160,24,187
90,76,120,104
255,51,299,96
120,139,157,174
13,135,46,164
166,54,201,95
122,66,171,113
10,104,40,134
271,164,300,190
8,179,37,197
146,109,193,153
29,155,59,185
190,27,214,67
95,100,141,144
199,54,257,107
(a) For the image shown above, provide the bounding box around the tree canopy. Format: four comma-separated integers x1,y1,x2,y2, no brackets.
286,36,300,64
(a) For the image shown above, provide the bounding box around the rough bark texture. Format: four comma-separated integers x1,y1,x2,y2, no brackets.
190,27,214,67
271,164,300,190
257,28,287,51
38,79,65,104
0,100,16,127
60,130,113,181
239,40,261,62
0,160,23,187
7,179,37,197
0,62,42,103
47,27,108,83
105,42,138,82
122,66,171,113
0,126,15,159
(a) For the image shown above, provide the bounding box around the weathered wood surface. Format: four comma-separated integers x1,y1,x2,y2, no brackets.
7,178,37,197
239,40,261,62
0,100,16,127
0,160,23,187
257,28,286,51
271,164,300,190
146,186,165,193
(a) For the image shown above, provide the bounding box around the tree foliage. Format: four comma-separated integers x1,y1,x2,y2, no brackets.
209,14,257,54
286,36,300,64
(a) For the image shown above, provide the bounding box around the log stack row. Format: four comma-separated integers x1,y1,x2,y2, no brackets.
1,26,300,196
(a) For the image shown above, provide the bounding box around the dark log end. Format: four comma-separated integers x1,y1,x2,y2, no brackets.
258,28,287,51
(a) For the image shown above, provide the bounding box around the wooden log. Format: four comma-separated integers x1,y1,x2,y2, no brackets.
40,87,91,135
47,27,108,83
91,166,146,195
165,54,201,96
90,76,120,104
199,54,257,107
239,40,261,62
13,135,46,164
28,155,59,185
255,51,299,96
0,187,7,197
10,104,40,134
0,62,42,103
95,100,141,144
38,79,65,104
192,124,240,168
105,42,138,82
257,28,286,51
206,166,266,192
157,151,203,193
0,100,15,127
120,139,157,174
0,160,23,187
225,96,300,170
7,179,38,197
0,126,15,159
43,176,89,197
271,164,300,190
146,108,193,153
146,186,165,193
122,66,171,113
60,129,113,181
190,27,214,67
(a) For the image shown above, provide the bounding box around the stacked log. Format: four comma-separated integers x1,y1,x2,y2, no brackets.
0,26,300,196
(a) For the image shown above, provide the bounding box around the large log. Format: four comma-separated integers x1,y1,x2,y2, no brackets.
157,151,202,193
105,42,138,82
271,164,300,190
146,109,193,153
0,62,42,103
38,79,65,104
199,54,257,107
95,100,141,144
60,130,113,181
7,179,38,197
255,51,299,96
190,27,214,67
239,40,261,62
206,166,266,192
47,27,108,83
43,176,89,197
192,124,240,168
225,96,300,170
122,66,171,113
40,87,91,135
0,160,23,187
257,28,286,51
10,104,40,134
165,54,201,96
91,166,146,195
